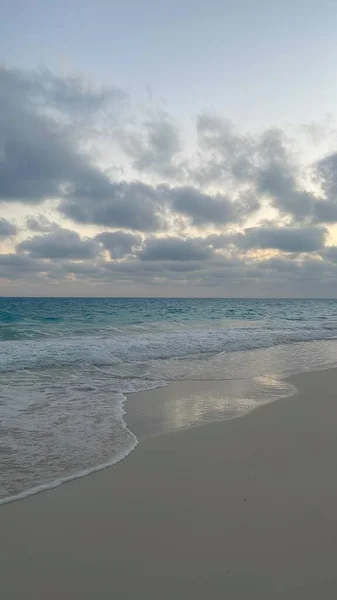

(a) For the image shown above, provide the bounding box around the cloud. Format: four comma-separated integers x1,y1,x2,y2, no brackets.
320,246,337,263
3,240,337,297
235,225,327,253
256,154,337,225
0,253,41,278
96,231,142,258
256,255,329,281
119,111,182,178
1,68,167,232
244,128,321,221
17,228,100,259
316,152,337,201
206,224,327,254
165,186,254,226
194,118,337,226
256,158,337,224
4,67,123,118
313,200,337,223
60,179,259,232
0,218,17,238
26,215,59,232
0,67,259,235
195,114,255,184
256,162,313,218
0,67,171,232
4,66,337,295
138,236,213,261
0,67,125,204
59,180,166,231
251,129,337,225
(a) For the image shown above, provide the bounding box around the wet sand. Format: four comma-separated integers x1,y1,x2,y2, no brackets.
1,368,337,599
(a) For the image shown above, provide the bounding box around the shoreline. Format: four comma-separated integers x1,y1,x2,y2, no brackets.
0,369,296,506
2,337,337,507
2,367,337,598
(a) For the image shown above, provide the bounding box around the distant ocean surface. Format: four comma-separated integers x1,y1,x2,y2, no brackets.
2,297,337,504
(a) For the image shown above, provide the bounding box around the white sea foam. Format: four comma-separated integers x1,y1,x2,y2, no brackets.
1,320,337,373
2,323,337,505
0,383,137,504
0,432,138,506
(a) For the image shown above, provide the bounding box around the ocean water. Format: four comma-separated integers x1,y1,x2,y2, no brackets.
2,297,337,504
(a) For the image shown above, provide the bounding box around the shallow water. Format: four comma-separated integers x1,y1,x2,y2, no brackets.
1,297,337,503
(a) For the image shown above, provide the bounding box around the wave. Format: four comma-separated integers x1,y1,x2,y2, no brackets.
0,432,138,506
1,321,337,372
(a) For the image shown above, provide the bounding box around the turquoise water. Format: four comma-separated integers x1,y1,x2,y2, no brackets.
2,297,337,503
2,297,337,342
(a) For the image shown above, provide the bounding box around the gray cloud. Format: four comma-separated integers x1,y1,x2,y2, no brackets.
96,231,142,258
206,225,327,254
256,158,337,224
3,240,337,297
256,163,313,218
256,256,329,282
256,155,337,225
0,67,123,204
29,69,123,118
1,68,167,232
314,200,337,223
60,181,165,232
320,246,337,263
251,130,337,225
119,112,182,178
17,228,100,259
4,66,337,296
235,225,327,253
195,114,255,184
241,128,322,221
316,152,337,201
166,186,243,226
138,236,213,261
0,253,41,278
60,178,258,231
194,118,337,226
0,67,262,234
2,67,122,119
26,215,59,232
0,218,17,238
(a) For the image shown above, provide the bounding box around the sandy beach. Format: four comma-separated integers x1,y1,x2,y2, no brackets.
1,367,337,599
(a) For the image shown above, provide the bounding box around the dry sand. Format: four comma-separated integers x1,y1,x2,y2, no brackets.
1,368,337,599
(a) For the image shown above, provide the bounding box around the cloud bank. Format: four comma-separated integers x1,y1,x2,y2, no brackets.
2,66,337,296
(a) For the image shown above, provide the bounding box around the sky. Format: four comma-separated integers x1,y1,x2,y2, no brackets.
2,0,337,297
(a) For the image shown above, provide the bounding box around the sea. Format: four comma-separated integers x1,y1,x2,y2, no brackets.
2,297,337,505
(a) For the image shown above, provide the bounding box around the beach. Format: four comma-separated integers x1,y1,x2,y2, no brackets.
1,367,337,599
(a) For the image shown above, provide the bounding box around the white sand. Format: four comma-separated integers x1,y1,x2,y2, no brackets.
1,368,337,599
